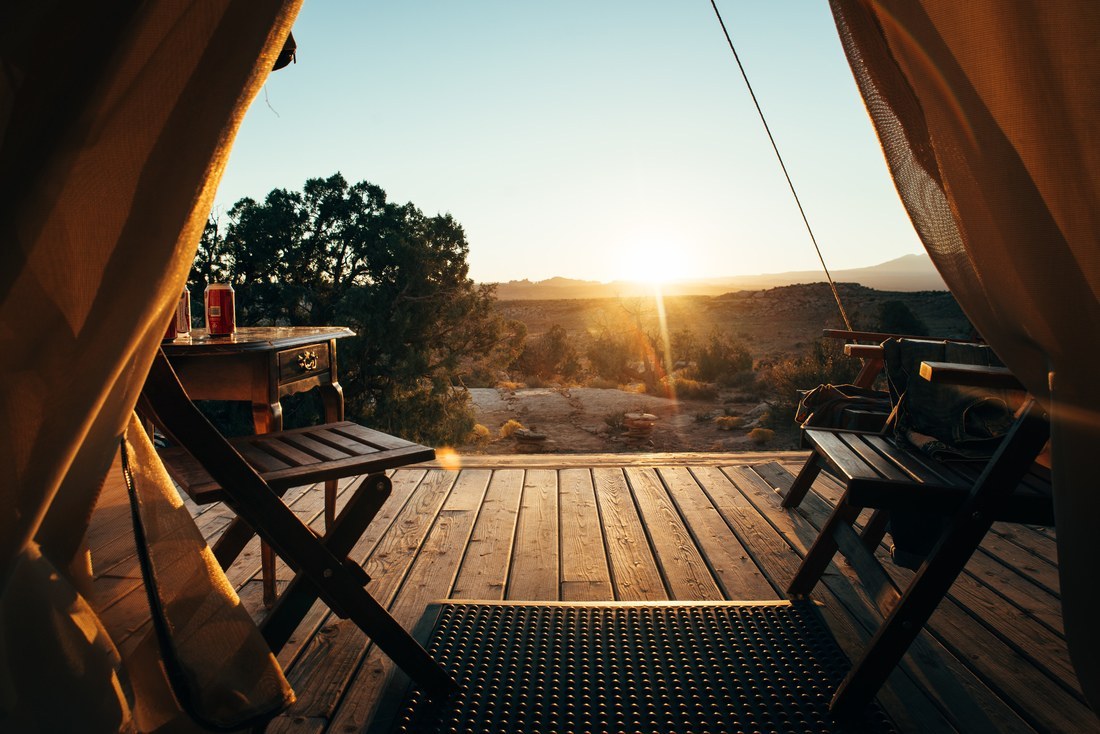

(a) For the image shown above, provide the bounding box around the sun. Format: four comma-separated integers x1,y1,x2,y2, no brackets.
616,237,693,284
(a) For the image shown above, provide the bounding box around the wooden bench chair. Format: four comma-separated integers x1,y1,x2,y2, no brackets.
784,331,989,510
782,357,1054,718
138,349,456,699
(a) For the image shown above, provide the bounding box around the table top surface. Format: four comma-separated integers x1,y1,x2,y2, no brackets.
162,326,355,356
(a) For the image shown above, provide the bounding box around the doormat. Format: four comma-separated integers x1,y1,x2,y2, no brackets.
370,600,895,733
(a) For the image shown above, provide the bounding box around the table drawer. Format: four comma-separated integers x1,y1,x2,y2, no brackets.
277,342,330,385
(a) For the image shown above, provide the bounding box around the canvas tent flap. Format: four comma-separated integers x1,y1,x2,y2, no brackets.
122,414,293,731
830,0,1100,711
1,1,301,729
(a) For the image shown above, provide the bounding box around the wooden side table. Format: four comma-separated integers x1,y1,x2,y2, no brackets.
162,326,355,604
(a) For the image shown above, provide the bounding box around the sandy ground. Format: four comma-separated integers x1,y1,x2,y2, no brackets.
456,386,796,455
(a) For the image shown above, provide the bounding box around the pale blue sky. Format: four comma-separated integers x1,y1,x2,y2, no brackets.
214,1,923,283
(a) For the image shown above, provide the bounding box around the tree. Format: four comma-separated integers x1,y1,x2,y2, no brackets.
875,300,929,336
513,324,581,381
190,173,523,444
692,331,753,383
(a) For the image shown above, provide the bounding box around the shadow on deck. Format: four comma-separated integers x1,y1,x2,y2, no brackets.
88,452,1089,733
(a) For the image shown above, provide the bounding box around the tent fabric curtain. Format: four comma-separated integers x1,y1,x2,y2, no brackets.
0,1,301,729
830,0,1100,712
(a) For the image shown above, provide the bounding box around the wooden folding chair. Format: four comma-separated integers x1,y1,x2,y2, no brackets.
783,331,987,509
783,358,1053,718
138,349,457,698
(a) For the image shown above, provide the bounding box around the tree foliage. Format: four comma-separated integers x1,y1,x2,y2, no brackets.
190,173,523,444
759,339,861,426
691,331,753,384
513,324,581,380
875,300,929,336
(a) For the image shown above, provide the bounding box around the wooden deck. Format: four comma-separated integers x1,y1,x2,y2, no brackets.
88,452,1094,733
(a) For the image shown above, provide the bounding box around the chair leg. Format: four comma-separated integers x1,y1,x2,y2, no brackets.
831,512,989,718
829,399,1050,718
787,497,861,597
211,515,259,569
262,473,390,652
261,543,278,607
860,509,890,551
782,453,824,508
209,516,281,608
324,478,337,532
260,473,457,698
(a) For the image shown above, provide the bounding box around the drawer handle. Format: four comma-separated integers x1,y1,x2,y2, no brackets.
297,350,318,371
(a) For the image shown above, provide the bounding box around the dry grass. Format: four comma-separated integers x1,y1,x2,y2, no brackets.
714,415,744,431
748,428,776,445
498,419,526,438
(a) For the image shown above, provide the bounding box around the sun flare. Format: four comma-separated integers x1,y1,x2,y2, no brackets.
617,237,693,285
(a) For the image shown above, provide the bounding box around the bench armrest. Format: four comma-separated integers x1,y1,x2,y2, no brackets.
844,343,884,360
918,361,1024,390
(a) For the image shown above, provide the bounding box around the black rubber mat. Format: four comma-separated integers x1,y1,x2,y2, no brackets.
371,601,896,733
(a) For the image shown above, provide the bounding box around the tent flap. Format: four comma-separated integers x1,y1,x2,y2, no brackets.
830,0,1100,712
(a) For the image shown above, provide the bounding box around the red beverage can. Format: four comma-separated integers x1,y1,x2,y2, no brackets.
175,286,191,336
163,311,178,341
205,283,236,336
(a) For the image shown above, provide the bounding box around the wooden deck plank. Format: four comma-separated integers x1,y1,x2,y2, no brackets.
974,532,1061,596
800,461,1070,653
421,450,809,469
990,522,1058,567
803,471,1087,712
714,465,968,734
310,470,493,734
658,466,776,600
625,467,723,601
272,471,427,670
558,468,614,601
451,468,525,599
267,469,465,731
592,467,667,601
772,462,1060,733
506,469,560,601
922,602,1095,733
93,481,326,651
778,460,1066,635
86,452,1090,734
747,462,1037,734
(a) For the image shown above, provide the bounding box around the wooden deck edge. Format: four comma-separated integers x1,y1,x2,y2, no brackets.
417,450,811,469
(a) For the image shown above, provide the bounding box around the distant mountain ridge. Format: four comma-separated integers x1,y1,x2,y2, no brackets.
490,253,946,300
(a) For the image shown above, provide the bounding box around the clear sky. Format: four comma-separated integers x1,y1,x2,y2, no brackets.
213,1,924,284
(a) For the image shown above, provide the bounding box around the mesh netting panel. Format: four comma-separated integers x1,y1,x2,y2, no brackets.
377,602,895,734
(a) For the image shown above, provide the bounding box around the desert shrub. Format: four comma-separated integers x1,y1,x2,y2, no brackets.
498,381,522,392
587,377,619,390
498,419,525,438
692,332,753,383
470,424,492,443
586,332,635,381
721,369,757,390
368,382,476,446
603,411,627,432
669,328,698,366
652,376,718,401
758,339,861,427
748,428,775,445
461,364,501,388
715,415,744,430
513,323,581,381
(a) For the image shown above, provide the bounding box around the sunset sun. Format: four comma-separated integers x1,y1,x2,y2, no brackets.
617,237,693,285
